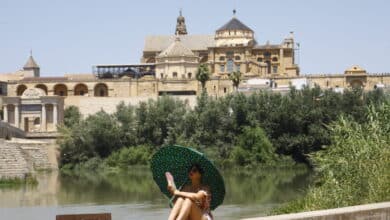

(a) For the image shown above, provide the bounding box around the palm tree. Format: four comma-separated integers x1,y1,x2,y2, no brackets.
196,64,210,91
229,71,242,91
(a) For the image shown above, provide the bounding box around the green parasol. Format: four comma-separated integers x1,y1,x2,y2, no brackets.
150,145,225,210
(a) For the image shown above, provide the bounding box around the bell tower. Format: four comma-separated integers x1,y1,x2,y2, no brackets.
175,10,188,35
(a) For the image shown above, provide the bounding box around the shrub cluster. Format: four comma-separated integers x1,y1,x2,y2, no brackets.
58,87,388,169
275,102,390,213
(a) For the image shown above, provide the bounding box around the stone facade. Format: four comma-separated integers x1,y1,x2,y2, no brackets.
2,88,64,133
0,12,390,119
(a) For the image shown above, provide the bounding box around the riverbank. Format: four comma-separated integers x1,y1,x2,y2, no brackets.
0,167,311,219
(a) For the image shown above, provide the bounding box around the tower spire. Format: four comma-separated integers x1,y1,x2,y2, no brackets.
175,9,188,35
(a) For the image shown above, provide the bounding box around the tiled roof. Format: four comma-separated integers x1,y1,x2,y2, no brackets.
23,56,39,69
216,17,253,32
20,77,68,83
144,35,215,52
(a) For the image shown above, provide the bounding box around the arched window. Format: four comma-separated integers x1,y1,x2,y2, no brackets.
187,72,192,79
272,57,278,62
16,85,27,96
257,57,263,62
173,72,178,78
219,56,225,61
235,56,241,61
34,117,40,125
54,84,68,96
35,84,48,94
227,59,234,73
94,83,108,97
264,51,271,58
74,84,88,96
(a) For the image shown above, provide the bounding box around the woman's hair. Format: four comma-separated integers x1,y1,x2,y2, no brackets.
188,164,204,174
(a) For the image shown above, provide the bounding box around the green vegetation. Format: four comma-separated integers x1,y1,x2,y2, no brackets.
274,102,390,213
229,71,242,90
59,87,389,171
0,174,38,188
196,64,210,90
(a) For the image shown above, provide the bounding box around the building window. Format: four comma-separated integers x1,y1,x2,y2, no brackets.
272,57,278,62
214,85,216,91
188,72,192,79
182,74,185,78
223,87,227,93
257,57,263,62
236,64,241,72
227,59,234,73
219,56,225,61
272,66,278,74
235,56,241,61
160,73,164,78
265,61,271,74
220,65,225,72
173,72,178,78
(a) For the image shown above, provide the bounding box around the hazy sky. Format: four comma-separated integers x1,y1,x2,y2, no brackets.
1,0,389,76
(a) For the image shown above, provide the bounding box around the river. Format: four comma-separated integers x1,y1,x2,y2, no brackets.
0,167,311,220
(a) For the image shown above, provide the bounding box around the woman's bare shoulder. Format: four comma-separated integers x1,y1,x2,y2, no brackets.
182,184,191,191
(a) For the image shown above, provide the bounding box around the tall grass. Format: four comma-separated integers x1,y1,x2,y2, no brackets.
274,103,390,213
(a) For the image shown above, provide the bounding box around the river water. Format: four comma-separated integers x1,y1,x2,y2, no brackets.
0,167,311,220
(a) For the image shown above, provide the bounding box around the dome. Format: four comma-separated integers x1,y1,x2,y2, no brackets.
157,37,195,58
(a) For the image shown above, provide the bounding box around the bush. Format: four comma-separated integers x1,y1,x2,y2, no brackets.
230,126,276,166
275,103,390,213
105,145,153,168
63,106,81,128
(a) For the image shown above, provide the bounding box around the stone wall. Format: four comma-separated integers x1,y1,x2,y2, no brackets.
0,138,58,179
64,95,198,116
0,139,30,179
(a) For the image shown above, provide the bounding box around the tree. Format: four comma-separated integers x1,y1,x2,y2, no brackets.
229,71,242,91
196,64,210,91
63,106,81,128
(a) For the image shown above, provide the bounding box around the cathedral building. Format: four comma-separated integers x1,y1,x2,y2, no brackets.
143,11,299,79
1,11,390,128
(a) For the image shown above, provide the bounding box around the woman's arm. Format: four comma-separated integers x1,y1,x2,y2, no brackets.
173,189,206,201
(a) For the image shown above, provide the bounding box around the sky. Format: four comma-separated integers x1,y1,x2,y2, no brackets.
1,0,389,76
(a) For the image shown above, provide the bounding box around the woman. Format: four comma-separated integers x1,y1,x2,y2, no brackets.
167,164,213,220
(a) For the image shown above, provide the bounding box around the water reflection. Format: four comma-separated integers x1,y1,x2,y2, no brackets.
0,167,311,219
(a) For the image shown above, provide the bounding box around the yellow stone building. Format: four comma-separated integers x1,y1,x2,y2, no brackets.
1,11,390,124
